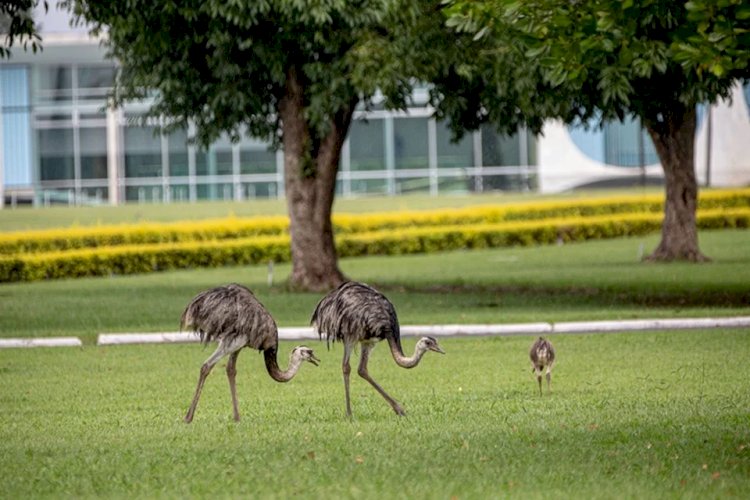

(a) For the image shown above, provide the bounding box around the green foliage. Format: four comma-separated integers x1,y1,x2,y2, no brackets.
440,0,750,130
677,0,750,78
0,331,749,497
0,0,47,59
62,0,424,147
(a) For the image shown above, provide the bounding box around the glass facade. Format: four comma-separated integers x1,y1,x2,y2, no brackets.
3,61,577,205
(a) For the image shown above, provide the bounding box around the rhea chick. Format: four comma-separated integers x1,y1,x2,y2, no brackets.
529,336,555,396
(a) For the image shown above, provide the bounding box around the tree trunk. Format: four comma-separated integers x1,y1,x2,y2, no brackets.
279,67,355,291
642,105,709,262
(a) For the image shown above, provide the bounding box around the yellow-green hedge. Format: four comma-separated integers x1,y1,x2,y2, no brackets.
1,207,747,283
3,188,749,256
0,215,289,255
0,235,291,283
332,188,750,233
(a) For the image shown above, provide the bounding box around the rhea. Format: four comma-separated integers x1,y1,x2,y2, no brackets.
529,336,555,396
180,283,319,423
311,281,444,417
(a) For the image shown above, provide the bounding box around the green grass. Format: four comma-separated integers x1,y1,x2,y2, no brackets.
1,229,748,342
1,195,748,497
0,189,665,231
1,330,748,498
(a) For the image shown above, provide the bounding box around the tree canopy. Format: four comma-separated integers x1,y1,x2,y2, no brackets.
442,0,750,129
439,0,750,261
64,0,446,290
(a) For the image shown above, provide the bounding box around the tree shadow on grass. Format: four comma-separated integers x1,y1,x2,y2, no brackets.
378,283,750,309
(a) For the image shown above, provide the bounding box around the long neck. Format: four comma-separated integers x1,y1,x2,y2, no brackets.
263,347,302,383
387,337,425,369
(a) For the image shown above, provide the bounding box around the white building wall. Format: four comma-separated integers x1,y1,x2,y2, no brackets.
538,81,750,193
694,83,750,187
537,121,662,193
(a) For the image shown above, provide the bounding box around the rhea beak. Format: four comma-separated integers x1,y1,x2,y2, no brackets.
308,354,321,366
430,345,446,355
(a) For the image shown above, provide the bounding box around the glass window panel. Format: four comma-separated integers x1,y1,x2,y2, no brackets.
395,176,430,194
39,128,74,180
169,184,191,202
36,66,73,104
394,117,428,170
437,121,473,168
80,127,108,179
81,187,108,203
215,151,234,176
35,110,73,123
482,173,537,192
79,110,107,121
211,137,233,176
168,128,189,177
349,119,385,171
124,126,162,178
37,66,72,90
78,66,116,89
350,178,387,195
437,175,471,194
125,185,163,203
527,134,538,166
481,126,520,166
196,182,233,201
242,182,278,199
603,116,658,167
240,147,276,174
195,150,209,176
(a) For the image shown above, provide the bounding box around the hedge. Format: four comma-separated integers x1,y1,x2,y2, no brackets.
0,215,289,255
1,207,747,283
3,188,749,256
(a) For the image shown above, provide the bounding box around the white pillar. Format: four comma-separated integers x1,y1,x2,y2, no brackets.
106,103,121,205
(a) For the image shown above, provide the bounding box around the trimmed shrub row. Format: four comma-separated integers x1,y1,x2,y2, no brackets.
2,207,747,283
3,188,749,256
0,215,289,255
337,208,750,257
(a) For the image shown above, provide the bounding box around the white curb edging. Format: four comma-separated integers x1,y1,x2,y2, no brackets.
0,337,83,348
96,316,750,346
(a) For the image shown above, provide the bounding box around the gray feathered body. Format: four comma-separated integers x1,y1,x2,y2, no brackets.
180,283,278,352
311,281,402,353
530,337,555,369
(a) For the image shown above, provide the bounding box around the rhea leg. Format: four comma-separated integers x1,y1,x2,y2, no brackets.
342,343,354,418
358,343,406,416
545,362,553,393
534,365,543,396
185,338,239,423
226,351,240,422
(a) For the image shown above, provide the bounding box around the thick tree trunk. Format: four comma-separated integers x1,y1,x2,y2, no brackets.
279,67,355,291
642,105,709,262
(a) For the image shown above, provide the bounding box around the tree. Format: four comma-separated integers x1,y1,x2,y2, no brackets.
1,0,47,59
442,0,750,261
64,0,433,291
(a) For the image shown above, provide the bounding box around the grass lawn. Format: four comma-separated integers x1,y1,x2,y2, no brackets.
1,195,748,498
0,189,666,231
0,229,748,342
0,329,748,498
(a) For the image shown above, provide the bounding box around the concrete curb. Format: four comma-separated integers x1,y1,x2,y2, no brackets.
0,337,83,348
96,316,750,346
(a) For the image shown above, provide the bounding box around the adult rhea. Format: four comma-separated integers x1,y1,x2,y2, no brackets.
181,283,319,423
311,281,444,417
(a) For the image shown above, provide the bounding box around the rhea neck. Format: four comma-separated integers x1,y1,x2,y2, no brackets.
264,347,303,382
387,337,427,369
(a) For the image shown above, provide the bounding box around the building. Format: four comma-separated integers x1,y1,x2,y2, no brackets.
1,5,749,208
